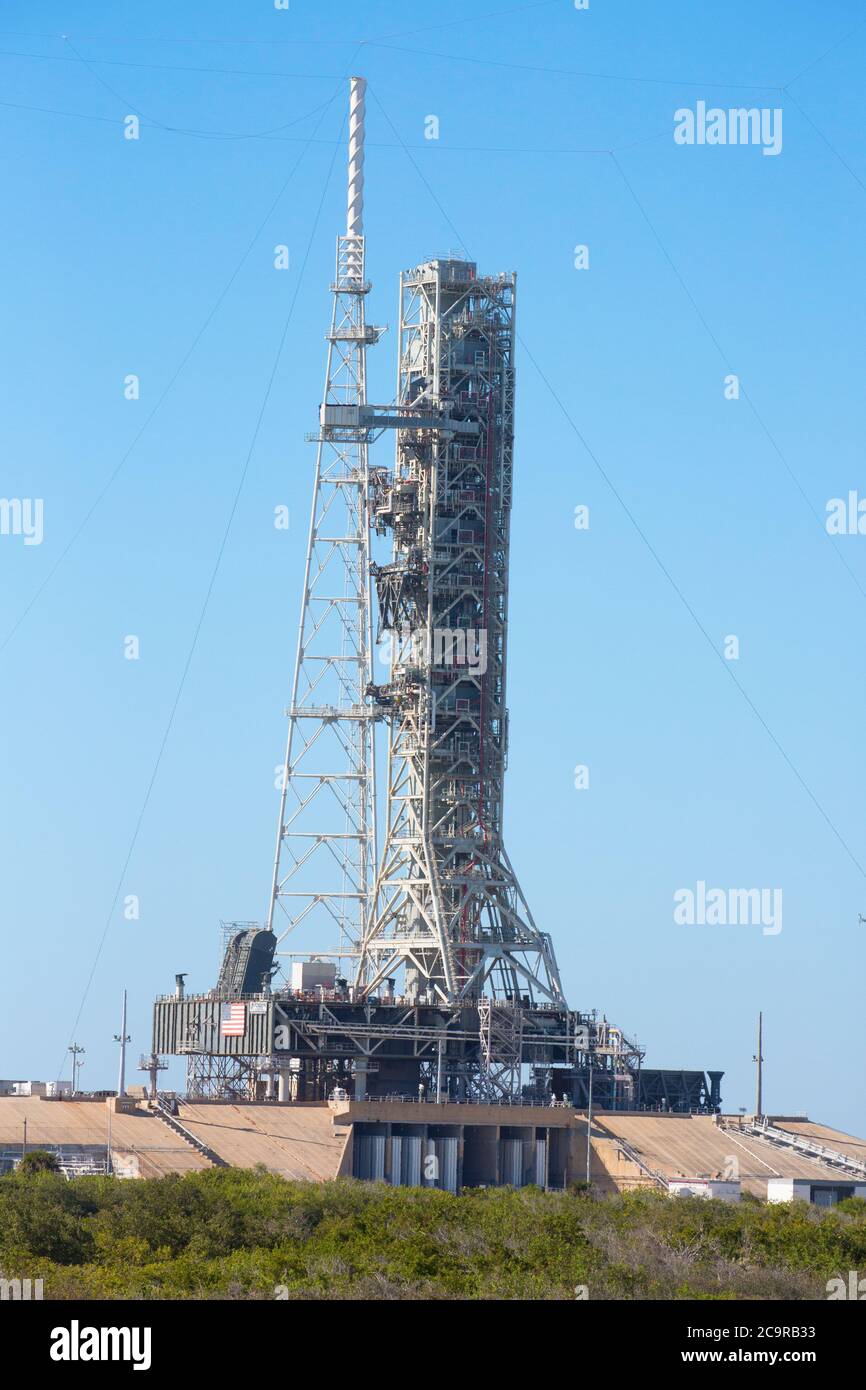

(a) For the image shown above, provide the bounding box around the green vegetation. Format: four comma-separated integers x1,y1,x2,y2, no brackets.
1,1167,863,1300
16,1150,61,1175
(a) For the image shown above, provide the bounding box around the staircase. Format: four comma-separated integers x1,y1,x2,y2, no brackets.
592,1121,669,1190
721,1119,866,1181
153,1101,228,1168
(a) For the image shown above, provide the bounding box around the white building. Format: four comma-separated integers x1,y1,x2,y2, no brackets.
668,1178,741,1202
767,1178,866,1206
0,1080,72,1098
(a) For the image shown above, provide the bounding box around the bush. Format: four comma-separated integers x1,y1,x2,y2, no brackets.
17,1151,61,1175
1,1168,862,1300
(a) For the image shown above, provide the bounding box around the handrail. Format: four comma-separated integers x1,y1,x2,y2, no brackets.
593,1122,669,1189
154,1100,228,1168
723,1119,866,1180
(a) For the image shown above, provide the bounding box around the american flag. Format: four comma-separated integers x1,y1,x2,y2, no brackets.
220,1003,246,1037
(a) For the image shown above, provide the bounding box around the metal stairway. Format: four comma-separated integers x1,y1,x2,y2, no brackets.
154,1101,228,1168
722,1119,866,1180
594,1122,669,1189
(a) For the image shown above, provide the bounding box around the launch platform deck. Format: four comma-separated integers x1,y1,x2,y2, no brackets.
0,1097,210,1177
590,1113,864,1196
3,1098,863,1197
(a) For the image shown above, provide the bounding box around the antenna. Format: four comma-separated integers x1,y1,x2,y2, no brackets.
347,76,365,237
114,988,131,1098
752,1011,764,1121
266,76,382,974
68,1042,85,1095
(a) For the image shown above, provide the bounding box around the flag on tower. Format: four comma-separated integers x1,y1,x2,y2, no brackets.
220,1003,246,1037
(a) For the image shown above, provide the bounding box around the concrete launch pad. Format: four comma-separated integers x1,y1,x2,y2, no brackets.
4,1096,864,1201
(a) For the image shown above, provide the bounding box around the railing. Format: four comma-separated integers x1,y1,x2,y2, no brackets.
58,1153,110,1178
1,1147,110,1179
154,1100,228,1168
358,1094,580,1109
724,1119,866,1180
598,1129,669,1189
156,991,589,1017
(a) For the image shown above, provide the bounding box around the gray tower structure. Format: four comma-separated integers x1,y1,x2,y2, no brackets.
358,260,563,1011
150,81,721,1116
266,77,381,968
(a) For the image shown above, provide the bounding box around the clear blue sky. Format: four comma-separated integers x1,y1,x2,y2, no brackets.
1,0,864,1132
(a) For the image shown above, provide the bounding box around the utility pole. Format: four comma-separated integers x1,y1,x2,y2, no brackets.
114,989,131,1098
753,1012,764,1121
585,1066,594,1185
68,1043,85,1095
22,1117,27,1158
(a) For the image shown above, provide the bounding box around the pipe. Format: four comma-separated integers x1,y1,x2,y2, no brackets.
347,76,365,238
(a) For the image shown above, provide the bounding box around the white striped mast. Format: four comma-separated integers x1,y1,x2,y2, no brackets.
267,77,382,971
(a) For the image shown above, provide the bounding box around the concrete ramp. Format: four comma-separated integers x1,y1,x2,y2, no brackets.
592,1113,860,1196
176,1102,350,1181
768,1119,866,1167
0,1097,210,1178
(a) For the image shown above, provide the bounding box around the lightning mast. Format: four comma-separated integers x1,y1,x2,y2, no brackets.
267,78,382,968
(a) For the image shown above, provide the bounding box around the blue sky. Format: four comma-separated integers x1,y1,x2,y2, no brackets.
1,0,865,1132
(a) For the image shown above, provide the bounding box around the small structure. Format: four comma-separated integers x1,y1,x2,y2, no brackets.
767,1177,866,1206
0,1080,72,1098
668,1178,740,1201
291,960,337,993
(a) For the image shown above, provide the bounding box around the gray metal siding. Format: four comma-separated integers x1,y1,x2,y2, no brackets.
534,1137,548,1188
152,998,273,1056
402,1134,422,1187
389,1135,403,1186
389,1134,423,1187
356,1133,386,1181
501,1138,522,1187
428,1137,458,1193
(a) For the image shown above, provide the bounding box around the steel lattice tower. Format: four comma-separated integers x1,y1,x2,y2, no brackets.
267,78,382,965
152,80,716,1116
357,259,565,1010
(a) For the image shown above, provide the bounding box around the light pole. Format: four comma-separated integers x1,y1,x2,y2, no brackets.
114,989,131,1098
753,1012,764,1122
68,1044,85,1095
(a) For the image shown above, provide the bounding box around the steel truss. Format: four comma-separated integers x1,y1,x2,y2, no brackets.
185,1053,260,1102
147,84,723,1118
357,259,564,1010
267,78,381,968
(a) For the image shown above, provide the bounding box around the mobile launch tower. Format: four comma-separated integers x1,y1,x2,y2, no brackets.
151,79,721,1116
